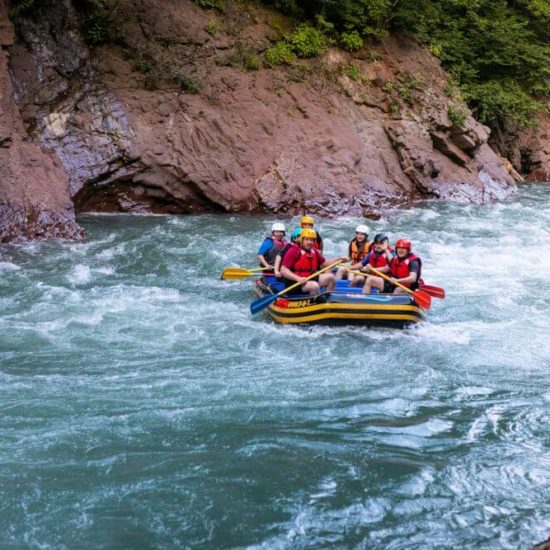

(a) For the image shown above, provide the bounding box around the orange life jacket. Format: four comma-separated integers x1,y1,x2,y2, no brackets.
349,238,370,263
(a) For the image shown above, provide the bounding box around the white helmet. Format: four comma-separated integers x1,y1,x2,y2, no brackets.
271,222,286,232
355,224,369,235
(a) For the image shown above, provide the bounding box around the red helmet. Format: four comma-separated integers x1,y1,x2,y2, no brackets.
395,239,412,251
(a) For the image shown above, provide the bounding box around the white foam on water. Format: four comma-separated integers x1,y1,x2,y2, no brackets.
67,264,91,285
94,266,115,275
95,242,126,260
414,322,474,345
0,261,21,271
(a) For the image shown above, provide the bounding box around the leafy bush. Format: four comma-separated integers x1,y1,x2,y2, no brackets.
287,23,326,58
265,42,296,66
243,52,262,71
134,58,152,74
397,72,423,105
72,0,121,45
205,20,219,36
343,63,360,81
340,31,363,52
194,0,225,11
176,74,200,93
231,43,263,70
8,0,35,17
447,104,468,127
462,80,543,127
274,0,298,15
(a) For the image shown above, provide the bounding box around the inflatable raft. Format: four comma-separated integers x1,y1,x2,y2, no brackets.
254,276,426,327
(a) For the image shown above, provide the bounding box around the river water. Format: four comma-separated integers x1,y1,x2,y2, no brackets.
1,185,550,548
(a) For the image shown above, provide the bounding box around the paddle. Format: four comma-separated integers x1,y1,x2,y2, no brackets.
221,266,267,280
419,283,445,299
348,268,431,309
250,260,344,315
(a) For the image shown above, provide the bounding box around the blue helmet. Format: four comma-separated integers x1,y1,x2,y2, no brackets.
290,228,302,243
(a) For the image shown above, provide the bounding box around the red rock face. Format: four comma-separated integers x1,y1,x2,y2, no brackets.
516,113,550,182
0,0,84,243
4,0,546,235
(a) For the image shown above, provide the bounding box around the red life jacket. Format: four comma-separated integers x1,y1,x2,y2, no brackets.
349,238,370,263
277,243,293,260
292,248,320,277
389,253,422,288
365,251,388,268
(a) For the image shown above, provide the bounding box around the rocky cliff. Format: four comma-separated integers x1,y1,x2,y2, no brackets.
0,0,83,242
1,0,547,241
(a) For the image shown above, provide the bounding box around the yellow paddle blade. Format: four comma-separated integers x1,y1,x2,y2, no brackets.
220,268,255,280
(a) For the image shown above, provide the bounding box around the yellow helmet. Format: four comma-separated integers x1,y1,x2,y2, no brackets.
300,228,317,240
300,215,315,227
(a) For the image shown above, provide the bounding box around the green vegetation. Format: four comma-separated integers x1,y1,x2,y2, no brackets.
264,20,327,66
260,0,549,126
397,71,423,105
343,63,360,82
205,20,219,36
287,23,326,58
9,0,120,45
448,104,468,128
133,57,152,74
243,53,262,70
143,65,200,92
400,0,550,126
273,0,298,15
340,31,363,52
230,42,263,70
8,0,35,17
382,81,394,94
193,0,226,11
265,41,296,66
124,46,200,93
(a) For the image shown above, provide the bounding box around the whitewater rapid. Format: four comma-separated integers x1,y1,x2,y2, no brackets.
1,185,549,548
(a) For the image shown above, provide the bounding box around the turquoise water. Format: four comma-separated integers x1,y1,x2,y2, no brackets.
1,186,550,548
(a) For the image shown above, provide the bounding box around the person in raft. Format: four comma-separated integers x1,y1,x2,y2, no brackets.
361,238,421,294
257,222,287,271
273,228,301,279
353,233,394,289
299,215,324,251
280,228,346,295
335,224,371,283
